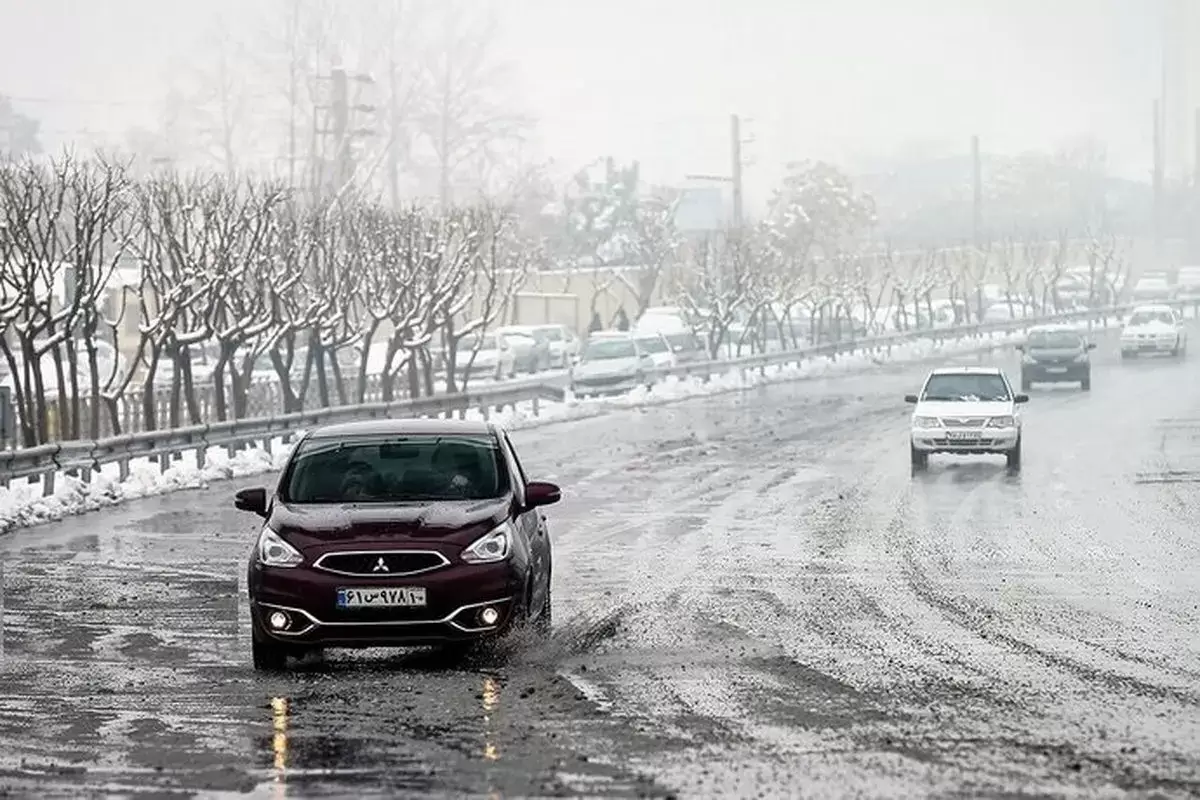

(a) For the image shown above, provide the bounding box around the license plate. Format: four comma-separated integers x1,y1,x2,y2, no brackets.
336,587,427,608
1045,367,1067,373
946,431,981,441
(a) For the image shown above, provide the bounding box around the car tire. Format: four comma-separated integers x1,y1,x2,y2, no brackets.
1021,377,1031,392
1006,437,1022,472
1121,351,1134,360
534,582,553,636
910,443,928,472
1080,373,1091,391
251,624,292,672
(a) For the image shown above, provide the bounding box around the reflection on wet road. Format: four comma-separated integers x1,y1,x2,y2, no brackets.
3,330,1200,797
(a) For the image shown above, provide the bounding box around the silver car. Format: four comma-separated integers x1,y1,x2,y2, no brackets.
569,333,655,396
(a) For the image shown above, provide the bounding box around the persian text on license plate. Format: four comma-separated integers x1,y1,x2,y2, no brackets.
1045,367,1067,373
946,431,981,441
337,587,427,608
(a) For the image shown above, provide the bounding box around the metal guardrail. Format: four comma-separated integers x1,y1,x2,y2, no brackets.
0,299,1187,495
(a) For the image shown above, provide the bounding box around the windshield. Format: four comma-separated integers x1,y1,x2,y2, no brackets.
538,327,563,341
282,434,509,503
921,373,1011,402
636,336,668,354
664,332,699,350
583,339,637,360
462,334,498,351
1128,311,1175,326
1026,331,1083,349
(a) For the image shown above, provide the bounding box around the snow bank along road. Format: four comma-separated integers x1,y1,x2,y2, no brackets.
2,327,1200,798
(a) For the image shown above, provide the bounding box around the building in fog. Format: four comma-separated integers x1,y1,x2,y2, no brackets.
1163,0,1200,181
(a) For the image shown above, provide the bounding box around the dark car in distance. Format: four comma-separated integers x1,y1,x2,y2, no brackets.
1017,325,1096,391
234,418,561,671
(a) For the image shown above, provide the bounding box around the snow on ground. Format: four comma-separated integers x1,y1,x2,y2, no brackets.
0,326,1048,536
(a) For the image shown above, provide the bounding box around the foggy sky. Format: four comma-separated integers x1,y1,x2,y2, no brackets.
0,0,1162,204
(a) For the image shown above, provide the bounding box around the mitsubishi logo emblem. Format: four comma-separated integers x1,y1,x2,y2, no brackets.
372,556,389,573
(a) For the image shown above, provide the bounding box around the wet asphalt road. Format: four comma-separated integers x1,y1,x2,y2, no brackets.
3,329,1200,798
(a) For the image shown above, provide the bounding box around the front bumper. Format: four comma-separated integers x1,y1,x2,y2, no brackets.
911,428,1019,454
570,374,643,396
1022,363,1088,382
248,559,524,647
1121,337,1177,354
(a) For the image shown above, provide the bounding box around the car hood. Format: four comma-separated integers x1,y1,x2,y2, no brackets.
914,400,1014,418
269,498,510,548
574,357,640,377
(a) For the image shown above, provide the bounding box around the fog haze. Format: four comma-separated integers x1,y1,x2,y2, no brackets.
0,0,1161,204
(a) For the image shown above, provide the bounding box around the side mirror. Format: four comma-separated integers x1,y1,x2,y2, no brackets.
1087,342,1097,350
234,487,269,518
1014,394,1030,404
524,480,562,509
904,394,919,404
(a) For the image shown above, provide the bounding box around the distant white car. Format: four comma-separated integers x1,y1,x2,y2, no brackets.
1132,276,1174,302
1120,305,1187,359
906,366,1028,472
1176,266,1200,298
522,323,581,367
569,332,656,396
632,331,678,369
458,332,517,379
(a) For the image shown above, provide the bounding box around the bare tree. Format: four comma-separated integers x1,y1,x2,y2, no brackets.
0,155,132,444
415,0,529,206
613,197,682,318
439,204,530,393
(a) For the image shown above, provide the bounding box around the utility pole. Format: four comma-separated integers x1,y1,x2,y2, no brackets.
312,65,376,202
971,134,982,247
731,113,744,229
1154,98,1164,271
331,67,350,191
286,0,299,188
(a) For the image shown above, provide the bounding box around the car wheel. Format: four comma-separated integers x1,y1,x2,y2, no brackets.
1121,350,1134,360
251,625,292,672
1006,437,1022,472
1080,373,1091,391
1021,377,1031,392
910,443,928,472
534,583,552,636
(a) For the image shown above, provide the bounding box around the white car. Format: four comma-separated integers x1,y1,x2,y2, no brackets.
632,331,678,369
569,332,656,396
1132,275,1174,302
457,332,517,379
1119,305,1187,359
906,366,1028,472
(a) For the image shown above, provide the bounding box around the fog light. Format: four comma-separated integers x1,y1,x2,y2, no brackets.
268,611,290,630
479,607,499,626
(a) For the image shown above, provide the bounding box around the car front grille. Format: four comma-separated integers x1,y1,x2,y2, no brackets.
578,374,633,387
941,417,987,428
314,550,450,577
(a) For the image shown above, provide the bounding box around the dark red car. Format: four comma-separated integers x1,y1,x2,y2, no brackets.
233,418,561,671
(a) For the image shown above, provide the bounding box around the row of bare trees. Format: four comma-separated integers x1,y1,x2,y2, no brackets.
669,218,1130,359
0,155,537,447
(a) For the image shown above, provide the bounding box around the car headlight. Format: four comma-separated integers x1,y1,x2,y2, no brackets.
1022,354,1036,364
257,526,304,568
986,415,1016,428
912,416,941,428
461,523,512,564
